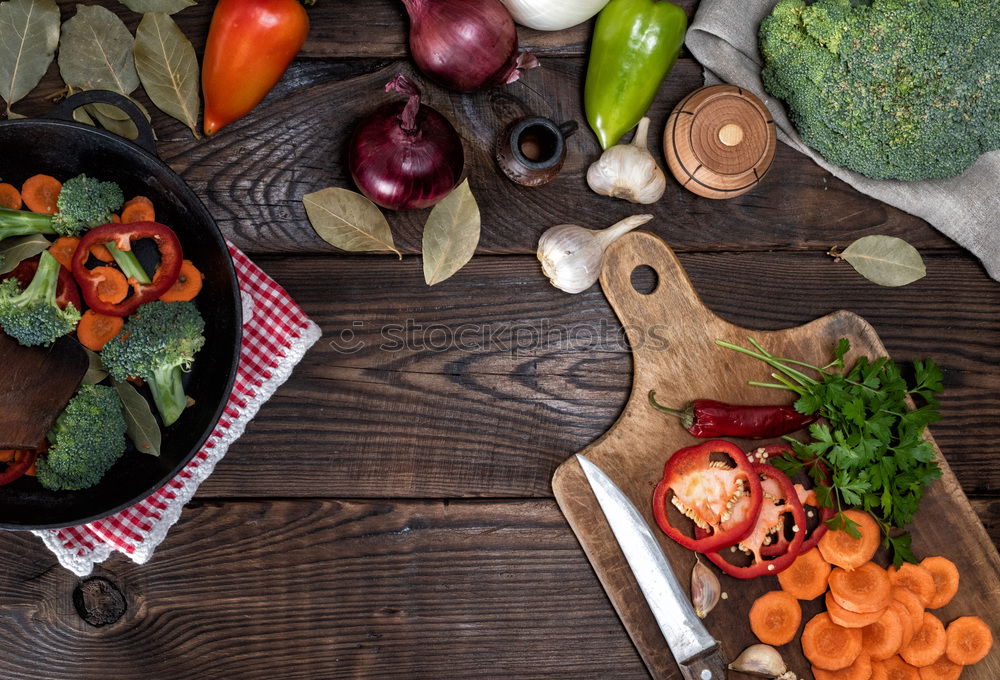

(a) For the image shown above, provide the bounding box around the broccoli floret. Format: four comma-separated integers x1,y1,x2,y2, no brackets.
0,174,124,241
759,0,1000,180
0,250,80,346
101,301,205,426
36,384,127,491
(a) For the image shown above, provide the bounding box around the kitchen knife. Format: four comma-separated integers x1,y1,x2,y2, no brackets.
577,454,728,680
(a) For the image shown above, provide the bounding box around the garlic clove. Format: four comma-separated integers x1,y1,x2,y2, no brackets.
727,644,797,679
586,117,667,204
691,556,721,619
536,214,653,294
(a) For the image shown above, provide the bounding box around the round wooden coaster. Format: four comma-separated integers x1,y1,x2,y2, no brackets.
663,84,777,199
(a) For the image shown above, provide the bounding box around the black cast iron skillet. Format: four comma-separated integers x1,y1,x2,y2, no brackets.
0,90,242,530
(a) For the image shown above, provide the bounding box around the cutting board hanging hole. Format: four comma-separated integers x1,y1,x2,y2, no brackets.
630,265,659,296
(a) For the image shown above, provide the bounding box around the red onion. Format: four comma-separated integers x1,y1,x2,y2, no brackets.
401,0,539,93
349,75,465,211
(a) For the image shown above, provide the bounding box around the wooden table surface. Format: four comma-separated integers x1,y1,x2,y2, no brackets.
1,2,998,679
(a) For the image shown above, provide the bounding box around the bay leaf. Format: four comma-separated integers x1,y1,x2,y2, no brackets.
58,5,140,96
303,188,401,257
0,0,60,115
81,348,109,386
0,234,50,275
839,235,926,287
421,179,480,286
113,379,161,456
134,12,200,137
118,0,196,14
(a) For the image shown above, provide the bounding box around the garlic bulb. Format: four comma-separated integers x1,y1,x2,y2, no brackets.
691,557,721,619
537,214,653,294
500,0,610,31
586,117,667,204
728,644,797,680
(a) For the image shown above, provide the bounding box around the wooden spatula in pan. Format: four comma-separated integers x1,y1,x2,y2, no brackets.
0,332,89,450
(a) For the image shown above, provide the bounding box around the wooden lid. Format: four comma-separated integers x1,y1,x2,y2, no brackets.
663,84,777,199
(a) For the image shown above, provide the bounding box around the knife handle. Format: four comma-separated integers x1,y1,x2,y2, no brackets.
678,646,727,680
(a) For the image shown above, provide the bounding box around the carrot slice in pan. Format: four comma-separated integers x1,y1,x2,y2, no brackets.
875,655,921,680
889,562,937,608
778,547,832,601
818,509,881,570
827,590,886,628
945,616,992,666
830,562,893,613
863,605,905,660
120,195,155,223
890,599,916,649
901,612,948,667
77,309,125,352
89,266,130,305
48,236,81,270
158,259,203,302
802,612,864,671
21,174,61,214
0,182,22,209
813,652,873,680
918,655,963,680
0,450,16,462
749,590,802,646
920,557,959,609
90,242,115,262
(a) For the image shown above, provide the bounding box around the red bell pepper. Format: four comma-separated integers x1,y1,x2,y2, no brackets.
5,255,82,312
0,449,37,486
652,440,764,553
72,221,183,318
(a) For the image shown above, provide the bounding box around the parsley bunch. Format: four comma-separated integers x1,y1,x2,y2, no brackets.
717,338,943,565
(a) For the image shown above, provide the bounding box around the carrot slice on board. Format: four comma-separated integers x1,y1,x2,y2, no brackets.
0,182,22,209
158,259,203,302
874,656,921,680
901,612,948,667
918,655,963,680
863,606,906,660
893,587,926,633
77,309,125,352
120,195,155,223
826,590,886,628
813,652,873,680
749,590,802,646
920,557,959,609
802,612,864,671
888,562,937,608
830,562,893,613
890,600,916,649
48,236,81,270
778,547,831,601
945,616,992,666
818,509,880,570
21,174,61,214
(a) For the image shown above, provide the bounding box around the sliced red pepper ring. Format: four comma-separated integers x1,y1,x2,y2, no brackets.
0,449,38,486
701,462,807,579
652,440,764,553
71,221,183,318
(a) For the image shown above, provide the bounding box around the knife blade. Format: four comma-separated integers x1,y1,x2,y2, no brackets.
577,454,728,680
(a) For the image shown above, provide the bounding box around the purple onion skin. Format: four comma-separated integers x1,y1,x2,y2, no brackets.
349,100,464,211
401,0,536,93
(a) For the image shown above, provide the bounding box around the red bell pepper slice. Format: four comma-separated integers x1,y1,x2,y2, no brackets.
700,462,807,579
652,440,764,553
0,449,37,486
4,255,82,312
71,221,183,317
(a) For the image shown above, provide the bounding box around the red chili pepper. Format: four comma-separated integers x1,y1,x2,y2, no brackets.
0,449,37,486
652,440,764,553
72,221,183,318
700,462,807,579
5,255,82,312
648,390,817,439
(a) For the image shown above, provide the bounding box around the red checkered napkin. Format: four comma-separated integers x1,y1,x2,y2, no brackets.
33,244,322,576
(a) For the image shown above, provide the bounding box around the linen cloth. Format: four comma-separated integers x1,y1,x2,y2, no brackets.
685,0,1000,281
33,243,322,576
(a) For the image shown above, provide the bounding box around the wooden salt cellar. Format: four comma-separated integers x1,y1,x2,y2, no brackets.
663,84,777,199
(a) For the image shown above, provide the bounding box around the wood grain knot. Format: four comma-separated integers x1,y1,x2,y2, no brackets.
73,577,127,626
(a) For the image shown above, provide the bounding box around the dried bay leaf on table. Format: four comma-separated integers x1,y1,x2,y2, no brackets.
59,5,140,96
0,0,59,116
422,179,480,286
113,380,161,457
134,12,200,138
838,235,926,287
118,0,196,14
0,235,50,275
303,187,402,257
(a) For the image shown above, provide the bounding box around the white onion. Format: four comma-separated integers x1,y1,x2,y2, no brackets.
500,0,610,31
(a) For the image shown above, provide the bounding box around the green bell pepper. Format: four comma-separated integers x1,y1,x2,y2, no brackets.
584,0,688,149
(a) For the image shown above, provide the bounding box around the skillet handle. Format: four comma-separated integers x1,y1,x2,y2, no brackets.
46,90,157,155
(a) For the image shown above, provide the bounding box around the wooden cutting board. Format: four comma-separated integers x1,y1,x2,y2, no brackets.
552,232,1000,680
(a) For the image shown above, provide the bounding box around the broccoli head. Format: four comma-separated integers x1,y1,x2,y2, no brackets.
37,384,127,491
0,250,80,346
101,300,206,426
0,173,123,241
759,0,1000,180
